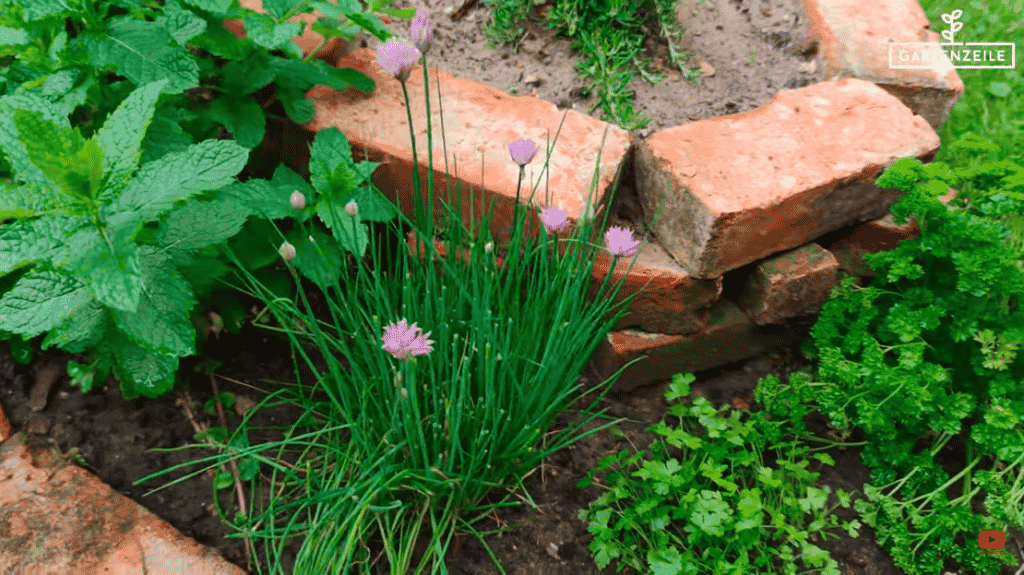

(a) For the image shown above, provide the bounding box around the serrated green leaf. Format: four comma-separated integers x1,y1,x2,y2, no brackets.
261,0,293,19
157,194,250,251
56,138,106,201
14,69,89,120
182,0,232,15
67,223,143,312
41,299,107,352
340,184,397,222
111,246,196,356
77,18,199,95
309,127,353,194
0,216,89,274
20,0,72,20
96,80,168,199
329,161,361,197
310,0,363,18
343,12,393,43
102,139,248,225
206,97,265,149
226,218,283,271
140,110,193,164
154,1,207,46
268,57,375,93
241,10,303,50
0,267,93,337
219,54,277,96
110,333,178,400
281,90,316,124
0,180,82,219
12,105,81,190
647,547,683,575
218,178,294,221
286,225,345,289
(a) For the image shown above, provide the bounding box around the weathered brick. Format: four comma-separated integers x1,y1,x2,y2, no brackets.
735,243,840,325
304,48,633,247
590,300,798,394
805,0,965,132
635,78,940,279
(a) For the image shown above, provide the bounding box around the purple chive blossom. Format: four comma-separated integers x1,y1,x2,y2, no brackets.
508,138,538,167
382,319,434,359
345,200,359,218
410,8,434,55
376,38,421,83
539,207,570,233
290,191,306,211
604,226,641,257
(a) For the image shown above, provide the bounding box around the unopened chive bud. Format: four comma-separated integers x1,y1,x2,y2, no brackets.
290,191,306,211
279,241,296,263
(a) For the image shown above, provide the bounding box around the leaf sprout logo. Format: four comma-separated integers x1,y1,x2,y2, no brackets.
889,9,1017,70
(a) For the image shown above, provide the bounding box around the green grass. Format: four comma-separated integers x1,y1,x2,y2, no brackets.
479,0,702,131
916,0,1023,166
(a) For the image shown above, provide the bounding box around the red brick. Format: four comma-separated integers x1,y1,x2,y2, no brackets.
635,78,939,279
304,47,633,248
0,433,244,575
590,300,798,394
806,0,965,132
735,243,840,325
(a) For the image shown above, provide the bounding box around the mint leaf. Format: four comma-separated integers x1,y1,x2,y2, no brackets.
339,184,397,223
18,0,73,20
67,223,144,312
102,138,249,225
0,180,82,219
309,127,353,194
12,107,86,193
218,178,294,221
0,216,89,274
0,267,93,337
286,225,345,289
153,1,207,46
157,194,250,252
96,79,168,199
76,17,199,94
140,110,194,164
111,246,196,356
183,0,232,15
261,0,293,19
206,97,265,149
0,93,67,188
241,10,303,50
110,332,178,400
41,300,108,352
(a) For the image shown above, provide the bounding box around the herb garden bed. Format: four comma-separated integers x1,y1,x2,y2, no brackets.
1,0,1023,573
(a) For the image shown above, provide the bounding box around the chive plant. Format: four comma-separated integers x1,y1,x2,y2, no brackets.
203,8,668,574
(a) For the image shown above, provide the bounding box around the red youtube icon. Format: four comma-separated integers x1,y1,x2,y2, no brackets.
978,530,1005,550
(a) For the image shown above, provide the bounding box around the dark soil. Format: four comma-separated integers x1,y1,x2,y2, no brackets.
9,308,1017,575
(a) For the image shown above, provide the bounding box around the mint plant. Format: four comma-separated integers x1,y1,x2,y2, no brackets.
0,0,396,155
578,372,857,575
0,80,256,398
800,144,1024,573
